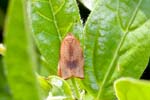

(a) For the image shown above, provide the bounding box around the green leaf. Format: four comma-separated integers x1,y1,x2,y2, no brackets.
0,56,12,100
82,0,150,99
29,0,83,75
40,56,56,76
47,76,74,100
38,75,51,98
4,0,41,100
114,78,150,100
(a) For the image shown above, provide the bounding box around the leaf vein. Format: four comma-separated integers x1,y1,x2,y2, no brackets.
49,0,62,41
54,1,65,15
36,11,53,22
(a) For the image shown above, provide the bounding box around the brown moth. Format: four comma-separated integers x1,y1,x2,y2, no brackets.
58,33,84,79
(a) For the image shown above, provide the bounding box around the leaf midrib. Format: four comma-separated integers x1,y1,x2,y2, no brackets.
49,0,62,41
96,0,143,99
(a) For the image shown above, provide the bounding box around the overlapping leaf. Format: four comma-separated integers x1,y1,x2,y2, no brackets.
83,0,150,99
114,78,150,100
47,76,73,100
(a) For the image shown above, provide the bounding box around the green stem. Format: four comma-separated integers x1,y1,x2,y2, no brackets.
71,78,80,99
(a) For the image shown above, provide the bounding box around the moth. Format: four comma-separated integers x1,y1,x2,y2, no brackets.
58,33,84,79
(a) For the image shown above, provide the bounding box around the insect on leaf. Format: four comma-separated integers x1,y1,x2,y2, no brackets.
58,33,84,79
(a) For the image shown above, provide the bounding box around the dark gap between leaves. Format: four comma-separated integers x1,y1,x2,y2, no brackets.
140,59,150,80
0,30,3,43
77,0,90,24
0,0,9,43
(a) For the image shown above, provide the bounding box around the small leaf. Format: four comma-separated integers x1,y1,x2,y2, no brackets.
47,76,74,100
38,75,51,98
114,78,150,100
4,0,41,100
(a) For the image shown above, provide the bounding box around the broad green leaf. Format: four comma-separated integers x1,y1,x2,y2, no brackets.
114,78,150,100
79,0,97,10
0,56,12,100
82,0,150,99
47,76,74,100
4,0,41,100
29,0,83,75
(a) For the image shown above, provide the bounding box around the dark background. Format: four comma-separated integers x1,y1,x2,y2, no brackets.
0,0,149,79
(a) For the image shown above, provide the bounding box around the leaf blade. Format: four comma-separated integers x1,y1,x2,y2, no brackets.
82,0,150,99
0,56,12,100
29,0,83,75
4,0,41,100
114,78,150,100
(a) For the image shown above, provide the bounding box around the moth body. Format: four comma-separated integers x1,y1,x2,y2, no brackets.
58,34,84,79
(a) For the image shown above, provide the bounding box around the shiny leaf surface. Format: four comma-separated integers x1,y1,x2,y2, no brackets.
29,0,83,75
83,0,150,99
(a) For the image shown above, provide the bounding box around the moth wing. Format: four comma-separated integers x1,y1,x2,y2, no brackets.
58,34,84,79
71,44,84,79
58,59,72,79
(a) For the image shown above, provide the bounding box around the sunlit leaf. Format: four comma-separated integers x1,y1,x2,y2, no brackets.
47,76,74,100
114,78,150,100
38,75,51,98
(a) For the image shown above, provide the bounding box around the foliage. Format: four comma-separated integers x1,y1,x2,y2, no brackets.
0,0,150,100
114,78,150,100
3,0,41,100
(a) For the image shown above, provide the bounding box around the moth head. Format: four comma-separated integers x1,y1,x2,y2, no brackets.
64,34,75,44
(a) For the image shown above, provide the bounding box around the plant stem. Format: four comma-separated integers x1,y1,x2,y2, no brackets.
71,78,80,99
